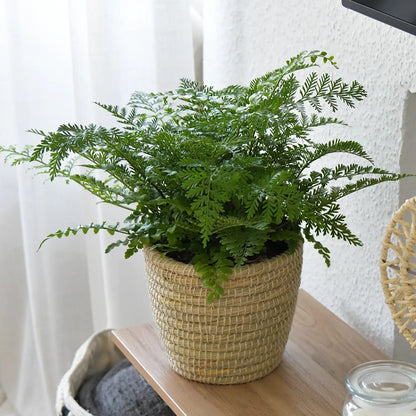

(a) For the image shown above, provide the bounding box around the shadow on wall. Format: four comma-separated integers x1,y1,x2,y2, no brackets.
393,91,416,362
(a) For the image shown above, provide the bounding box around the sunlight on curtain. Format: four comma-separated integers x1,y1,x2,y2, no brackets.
0,0,199,414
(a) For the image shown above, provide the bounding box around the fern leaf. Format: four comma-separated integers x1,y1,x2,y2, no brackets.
38,222,126,250
218,227,269,266
328,174,408,201
300,73,318,99
297,139,374,176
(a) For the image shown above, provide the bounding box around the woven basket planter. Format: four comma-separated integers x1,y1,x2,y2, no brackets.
144,243,303,384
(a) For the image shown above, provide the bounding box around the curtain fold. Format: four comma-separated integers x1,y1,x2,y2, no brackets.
0,1,199,414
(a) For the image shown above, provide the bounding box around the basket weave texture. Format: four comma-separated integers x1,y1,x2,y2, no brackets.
380,197,416,349
144,244,303,384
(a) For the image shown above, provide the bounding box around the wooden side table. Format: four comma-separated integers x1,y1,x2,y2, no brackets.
112,290,388,416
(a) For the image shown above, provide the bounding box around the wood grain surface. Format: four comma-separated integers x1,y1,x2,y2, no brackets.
112,289,388,416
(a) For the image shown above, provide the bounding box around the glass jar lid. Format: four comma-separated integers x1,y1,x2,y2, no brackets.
346,360,416,406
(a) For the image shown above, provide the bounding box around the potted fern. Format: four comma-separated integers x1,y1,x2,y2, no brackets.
0,51,406,384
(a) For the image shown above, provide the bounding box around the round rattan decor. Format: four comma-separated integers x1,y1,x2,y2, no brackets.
144,243,303,385
380,196,416,349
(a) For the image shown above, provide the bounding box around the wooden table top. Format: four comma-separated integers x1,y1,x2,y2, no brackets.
112,289,388,416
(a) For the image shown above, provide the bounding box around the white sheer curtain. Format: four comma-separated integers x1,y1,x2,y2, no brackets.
0,1,201,414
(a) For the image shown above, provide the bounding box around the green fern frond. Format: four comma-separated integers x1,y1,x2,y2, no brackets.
218,226,269,267
212,215,268,234
328,173,408,201
303,227,332,266
38,222,127,250
300,73,318,99
297,139,374,176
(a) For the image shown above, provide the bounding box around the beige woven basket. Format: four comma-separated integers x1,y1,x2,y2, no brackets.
144,244,303,384
380,197,416,349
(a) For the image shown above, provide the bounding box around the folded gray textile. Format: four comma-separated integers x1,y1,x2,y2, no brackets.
75,358,175,416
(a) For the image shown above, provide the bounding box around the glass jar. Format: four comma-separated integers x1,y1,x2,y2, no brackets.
343,361,416,416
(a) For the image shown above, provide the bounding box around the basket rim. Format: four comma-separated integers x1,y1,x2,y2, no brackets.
144,241,303,277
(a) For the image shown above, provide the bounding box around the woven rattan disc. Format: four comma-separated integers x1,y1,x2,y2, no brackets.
380,197,416,349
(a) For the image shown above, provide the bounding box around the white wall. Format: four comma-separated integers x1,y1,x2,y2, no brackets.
203,0,416,355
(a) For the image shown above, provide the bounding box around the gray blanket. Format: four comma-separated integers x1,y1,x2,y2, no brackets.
72,359,175,416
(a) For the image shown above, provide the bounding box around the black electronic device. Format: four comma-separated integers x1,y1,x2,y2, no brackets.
342,0,416,36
